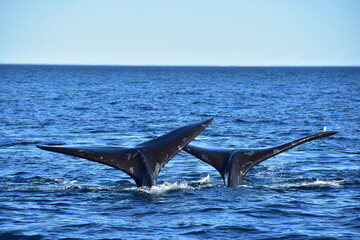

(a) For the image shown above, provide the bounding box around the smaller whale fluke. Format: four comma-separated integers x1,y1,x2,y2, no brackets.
37,119,213,187
184,131,338,187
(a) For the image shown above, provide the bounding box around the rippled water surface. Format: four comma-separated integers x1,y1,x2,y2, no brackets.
0,65,359,239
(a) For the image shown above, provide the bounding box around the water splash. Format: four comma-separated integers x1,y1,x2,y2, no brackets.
126,175,213,195
195,174,211,184
136,182,194,195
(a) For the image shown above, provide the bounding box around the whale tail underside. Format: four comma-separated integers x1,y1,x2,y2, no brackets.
37,118,213,187
183,131,338,187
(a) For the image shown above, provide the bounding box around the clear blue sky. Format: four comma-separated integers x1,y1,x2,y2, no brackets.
1,0,359,66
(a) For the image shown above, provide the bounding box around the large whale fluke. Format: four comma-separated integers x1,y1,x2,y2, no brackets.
37,119,213,187
183,131,338,187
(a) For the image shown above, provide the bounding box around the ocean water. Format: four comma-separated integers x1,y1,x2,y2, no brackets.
0,65,359,240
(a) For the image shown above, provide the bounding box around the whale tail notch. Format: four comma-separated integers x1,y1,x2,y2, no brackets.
184,131,338,187
37,118,213,187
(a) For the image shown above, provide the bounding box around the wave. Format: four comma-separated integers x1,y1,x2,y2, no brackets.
0,232,44,240
1,174,351,193
0,140,42,148
1,175,213,193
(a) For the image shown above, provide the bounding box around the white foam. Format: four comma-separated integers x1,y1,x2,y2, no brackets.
53,178,78,184
4,185,83,191
264,179,349,188
64,180,78,184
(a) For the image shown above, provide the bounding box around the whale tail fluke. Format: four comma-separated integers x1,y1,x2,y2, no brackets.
37,119,213,187
136,118,213,173
238,131,339,176
183,145,233,181
184,131,338,187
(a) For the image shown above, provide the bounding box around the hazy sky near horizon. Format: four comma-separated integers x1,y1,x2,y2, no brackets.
1,0,359,66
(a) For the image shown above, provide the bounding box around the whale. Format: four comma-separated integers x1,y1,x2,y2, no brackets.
37,119,213,187
183,131,338,187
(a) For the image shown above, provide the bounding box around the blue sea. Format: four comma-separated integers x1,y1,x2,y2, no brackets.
0,65,359,240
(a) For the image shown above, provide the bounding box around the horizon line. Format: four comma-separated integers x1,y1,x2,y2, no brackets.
0,63,359,67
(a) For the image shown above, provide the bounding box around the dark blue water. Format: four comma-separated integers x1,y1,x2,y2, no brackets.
1,65,359,240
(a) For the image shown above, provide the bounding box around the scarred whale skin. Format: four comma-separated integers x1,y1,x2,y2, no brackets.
184,131,338,187
37,119,213,187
